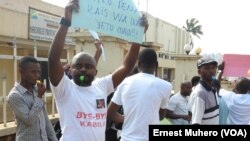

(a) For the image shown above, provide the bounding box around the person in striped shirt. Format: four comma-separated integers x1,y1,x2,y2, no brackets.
189,58,219,124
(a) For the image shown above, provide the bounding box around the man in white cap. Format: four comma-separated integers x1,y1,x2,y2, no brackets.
189,58,219,124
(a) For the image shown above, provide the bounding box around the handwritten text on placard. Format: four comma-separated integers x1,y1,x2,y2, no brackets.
72,0,144,43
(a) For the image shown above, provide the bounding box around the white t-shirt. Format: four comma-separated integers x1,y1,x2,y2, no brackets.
111,73,172,141
221,91,250,124
167,92,190,125
50,74,114,141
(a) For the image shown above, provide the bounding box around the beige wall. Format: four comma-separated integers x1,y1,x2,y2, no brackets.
0,8,26,38
0,62,13,98
0,0,64,39
145,14,189,54
172,55,200,92
0,0,68,97
144,14,198,93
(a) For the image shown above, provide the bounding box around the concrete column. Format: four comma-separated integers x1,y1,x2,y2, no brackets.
13,38,17,83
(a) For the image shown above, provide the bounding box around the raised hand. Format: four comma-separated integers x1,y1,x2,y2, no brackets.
94,39,103,64
37,81,46,98
218,61,225,71
65,0,80,21
94,39,102,50
140,14,149,33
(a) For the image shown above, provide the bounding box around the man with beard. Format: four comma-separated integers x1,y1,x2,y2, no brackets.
48,0,148,141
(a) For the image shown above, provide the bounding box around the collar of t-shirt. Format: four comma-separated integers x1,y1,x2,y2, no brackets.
199,80,216,94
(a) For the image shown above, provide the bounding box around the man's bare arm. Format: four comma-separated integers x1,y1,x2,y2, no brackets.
94,39,102,64
48,0,79,86
107,102,124,123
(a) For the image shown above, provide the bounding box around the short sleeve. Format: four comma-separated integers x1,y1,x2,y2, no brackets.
167,96,177,111
50,74,71,100
190,94,205,124
111,82,123,105
161,83,172,109
94,74,115,96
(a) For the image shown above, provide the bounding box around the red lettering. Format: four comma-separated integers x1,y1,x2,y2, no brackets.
76,112,82,118
87,122,92,127
77,112,106,120
96,113,101,119
76,112,94,119
93,122,97,127
79,121,106,127
82,112,87,119
87,113,93,119
80,121,86,126
95,113,106,119
101,113,106,119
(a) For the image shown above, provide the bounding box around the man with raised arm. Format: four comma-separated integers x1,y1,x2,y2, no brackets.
48,0,148,141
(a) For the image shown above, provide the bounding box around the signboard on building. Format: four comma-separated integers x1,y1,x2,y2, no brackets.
72,0,144,43
29,8,75,45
